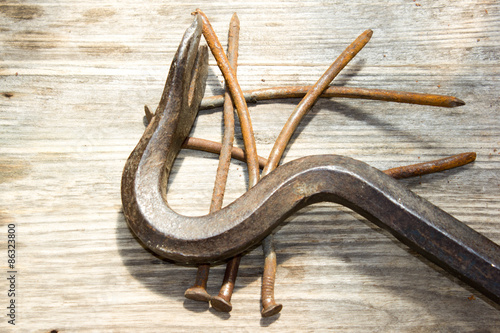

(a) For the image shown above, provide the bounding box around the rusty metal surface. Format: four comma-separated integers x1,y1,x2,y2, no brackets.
262,29,373,175
384,152,477,179
207,13,243,312
261,237,283,317
258,28,373,316
199,85,465,110
121,16,500,308
185,12,240,306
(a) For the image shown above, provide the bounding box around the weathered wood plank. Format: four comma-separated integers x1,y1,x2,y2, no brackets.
1,0,499,331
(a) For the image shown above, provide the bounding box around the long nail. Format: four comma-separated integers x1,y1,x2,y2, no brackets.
263,29,373,175
210,255,241,312
258,29,373,317
196,10,260,313
206,12,258,313
210,12,239,212
181,136,476,179
199,86,465,110
185,12,240,304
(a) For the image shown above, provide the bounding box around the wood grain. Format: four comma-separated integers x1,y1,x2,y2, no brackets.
1,0,499,331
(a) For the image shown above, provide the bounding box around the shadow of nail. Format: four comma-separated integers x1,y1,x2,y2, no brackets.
182,299,210,313
208,307,231,320
260,313,281,327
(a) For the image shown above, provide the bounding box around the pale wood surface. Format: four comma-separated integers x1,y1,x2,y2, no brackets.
1,1,500,332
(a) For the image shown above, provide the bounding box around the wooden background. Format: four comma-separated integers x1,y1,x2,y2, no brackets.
1,0,499,331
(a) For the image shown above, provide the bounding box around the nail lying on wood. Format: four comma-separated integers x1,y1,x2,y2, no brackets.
206,13,245,313
259,28,373,317
192,11,255,312
384,152,476,179
199,86,465,110
263,29,373,175
185,12,242,305
210,13,260,312
180,135,477,177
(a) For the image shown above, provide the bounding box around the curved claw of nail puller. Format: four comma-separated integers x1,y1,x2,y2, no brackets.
121,16,500,305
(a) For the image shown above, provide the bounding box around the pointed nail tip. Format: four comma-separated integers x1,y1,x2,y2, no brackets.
467,152,477,161
192,8,203,17
144,105,153,122
456,152,476,163
230,13,240,26
450,98,466,107
366,29,374,38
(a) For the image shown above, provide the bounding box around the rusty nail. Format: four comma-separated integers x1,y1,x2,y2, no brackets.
182,136,268,168
259,29,373,317
199,85,465,110
185,12,240,304
262,29,373,175
184,264,211,302
180,135,477,178
196,10,261,313
210,12,256,313
210,255,242,312
384,152,476,179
